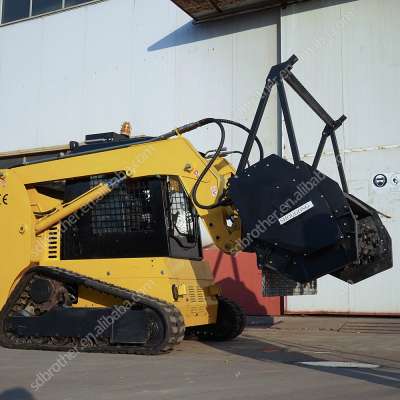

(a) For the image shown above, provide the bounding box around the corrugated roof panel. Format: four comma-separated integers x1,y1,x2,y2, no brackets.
171,0,308,22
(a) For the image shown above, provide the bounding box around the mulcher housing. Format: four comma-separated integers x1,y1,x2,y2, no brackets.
227,55,392,284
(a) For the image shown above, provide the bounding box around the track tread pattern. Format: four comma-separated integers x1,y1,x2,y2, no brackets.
193,297,246,341
0,267,185,355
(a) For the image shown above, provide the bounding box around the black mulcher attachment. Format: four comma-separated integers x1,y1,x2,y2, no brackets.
228,55,392,284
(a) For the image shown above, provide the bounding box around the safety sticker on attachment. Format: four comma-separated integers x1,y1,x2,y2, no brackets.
279,201,314,225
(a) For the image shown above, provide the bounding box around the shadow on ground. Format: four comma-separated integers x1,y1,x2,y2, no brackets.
195,334,400,389
0,388,36,400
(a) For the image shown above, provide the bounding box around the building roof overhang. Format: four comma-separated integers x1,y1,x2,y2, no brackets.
171,0,309,22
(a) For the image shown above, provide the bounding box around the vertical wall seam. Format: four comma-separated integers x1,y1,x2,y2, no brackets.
339,5,347,178
277,6,283,157
230,22,235,152
81,5,89,132
129,0,136,123
36,20,45,147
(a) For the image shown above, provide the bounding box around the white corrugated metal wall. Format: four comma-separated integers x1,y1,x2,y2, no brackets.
0,0,278,160
282,0,400,314
0,0,398,314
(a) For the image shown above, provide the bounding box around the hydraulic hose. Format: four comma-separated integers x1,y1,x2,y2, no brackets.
190,120,226,210
159,117,264,210
215,119,264,161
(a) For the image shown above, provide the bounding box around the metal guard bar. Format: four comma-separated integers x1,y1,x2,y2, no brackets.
236,54,349,193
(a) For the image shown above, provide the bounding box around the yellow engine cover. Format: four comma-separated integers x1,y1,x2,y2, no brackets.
42,257,219,327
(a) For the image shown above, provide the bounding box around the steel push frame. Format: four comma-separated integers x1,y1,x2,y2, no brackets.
237,54,349,193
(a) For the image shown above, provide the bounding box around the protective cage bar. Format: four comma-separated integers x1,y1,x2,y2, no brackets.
237,54,349,193
61,174,202,260
263,269,317,297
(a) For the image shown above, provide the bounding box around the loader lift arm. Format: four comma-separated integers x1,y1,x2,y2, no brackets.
35,182,113,235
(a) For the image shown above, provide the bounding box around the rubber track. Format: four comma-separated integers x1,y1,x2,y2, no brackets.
192,297,246,341
0,267,185,355
219,297,247,339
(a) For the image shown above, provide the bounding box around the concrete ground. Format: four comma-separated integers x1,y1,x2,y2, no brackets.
0,318,399,400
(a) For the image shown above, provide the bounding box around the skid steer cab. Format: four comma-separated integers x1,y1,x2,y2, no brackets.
0,55,392,355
